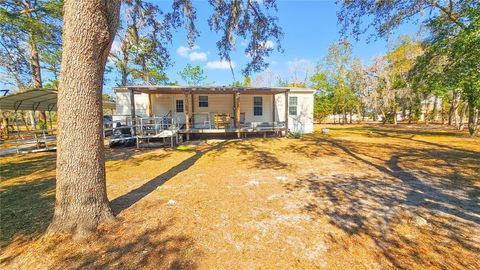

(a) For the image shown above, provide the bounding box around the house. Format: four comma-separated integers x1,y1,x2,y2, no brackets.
113,86,315,140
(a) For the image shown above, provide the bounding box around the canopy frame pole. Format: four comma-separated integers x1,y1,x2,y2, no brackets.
32,102,41,130
13,101,23,137
47,103,55,130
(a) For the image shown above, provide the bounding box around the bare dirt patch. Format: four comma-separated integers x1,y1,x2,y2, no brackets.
1,124,479,269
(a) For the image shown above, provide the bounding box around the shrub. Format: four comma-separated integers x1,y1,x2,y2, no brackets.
291,132,303,139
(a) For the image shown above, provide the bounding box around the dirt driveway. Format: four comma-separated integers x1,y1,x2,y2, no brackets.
1,125,479,269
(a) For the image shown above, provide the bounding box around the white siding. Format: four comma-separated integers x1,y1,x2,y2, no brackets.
192,94,233,114
274,91,314,133
240,94,273,123
151,94,187,124
191,94,233,127
114,88,315,133
289,93,314,133
115,90,149,117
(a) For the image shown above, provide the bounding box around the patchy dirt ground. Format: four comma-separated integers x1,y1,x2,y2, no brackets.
1,124,479,269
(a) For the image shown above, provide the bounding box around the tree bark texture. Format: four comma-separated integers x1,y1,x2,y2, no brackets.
468,105,479,136
448,91,459,126
48,0,121,237
458,103,467,130
24,1,47,122
424,99,430,125
431,96,439,123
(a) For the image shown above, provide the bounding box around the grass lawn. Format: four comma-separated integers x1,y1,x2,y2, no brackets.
1,124,479,269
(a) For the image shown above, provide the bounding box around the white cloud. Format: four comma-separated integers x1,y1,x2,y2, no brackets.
206,60,236,70
262,40,275,49
176,45,206,61
189,51,207,61
176,45,191,57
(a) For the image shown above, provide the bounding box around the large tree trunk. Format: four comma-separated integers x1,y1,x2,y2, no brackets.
448,91,458,126
424,98,430,125
458,102,467,130
48,0,121,237
25,6,47,123
120,38,130,86
467,104,479,137
28,32,43,89
392,102,398,125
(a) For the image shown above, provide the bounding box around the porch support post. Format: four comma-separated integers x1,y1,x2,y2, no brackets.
130,89,136,135
191,93,194,128
184,91,190,141
235,91,241,138
272,94,276,131
284,90,289,137
147,93,153,117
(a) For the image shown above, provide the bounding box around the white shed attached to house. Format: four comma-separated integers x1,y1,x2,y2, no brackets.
113,86,315,139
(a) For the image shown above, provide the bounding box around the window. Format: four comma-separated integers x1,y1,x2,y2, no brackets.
199,96,208,107
289,96,298,116
253,96,263,116
176,100,184,113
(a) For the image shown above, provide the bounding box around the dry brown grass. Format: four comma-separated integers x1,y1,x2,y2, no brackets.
1,124,479,269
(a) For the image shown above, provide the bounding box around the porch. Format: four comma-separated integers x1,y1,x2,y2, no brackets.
117,86,291,140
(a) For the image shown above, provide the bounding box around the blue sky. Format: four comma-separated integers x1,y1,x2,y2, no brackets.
1,1,419,95
104,0,417,93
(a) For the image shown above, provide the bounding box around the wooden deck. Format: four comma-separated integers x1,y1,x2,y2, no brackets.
178,127,287,134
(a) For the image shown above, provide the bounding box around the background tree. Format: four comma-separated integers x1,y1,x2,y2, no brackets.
205,0,284,75
178,64,207,86
231,80,242,87
0,0,63,122
338,0,479,135
310,41,358,124
385,36,423,124
109,0,171,86
243,75,252,86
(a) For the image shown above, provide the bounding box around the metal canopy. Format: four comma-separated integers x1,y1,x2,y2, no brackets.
0,88,116,112
0,89,57,112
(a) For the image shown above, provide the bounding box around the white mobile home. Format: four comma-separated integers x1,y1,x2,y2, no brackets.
114,86,315,139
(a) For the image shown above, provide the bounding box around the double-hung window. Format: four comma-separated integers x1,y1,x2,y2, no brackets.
253,96,263,116
289,96,298,116
199,96,208,107
176,100,184,113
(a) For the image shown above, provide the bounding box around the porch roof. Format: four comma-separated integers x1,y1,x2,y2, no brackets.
115,85,290,95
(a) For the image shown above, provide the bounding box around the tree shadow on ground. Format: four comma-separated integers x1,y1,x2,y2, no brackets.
105,147,139,161
1,218,199,269
110,141,230,215
0,178,55,249
372,130,479,154
229,139,291,170
284,135,480,269
61,218,198,269
327,123,467,137
0,153,56,181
